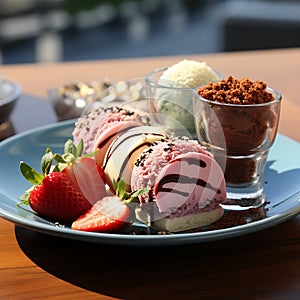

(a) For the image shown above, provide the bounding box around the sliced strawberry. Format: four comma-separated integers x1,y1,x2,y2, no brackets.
72,179,148,233
63,156,106,206
59,140,107,206
29,172,92,222
71,196,130,232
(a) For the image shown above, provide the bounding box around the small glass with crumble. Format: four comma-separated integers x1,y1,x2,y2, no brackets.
193,76,282,210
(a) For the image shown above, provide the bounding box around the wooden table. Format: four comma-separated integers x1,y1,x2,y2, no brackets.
1,48,300,299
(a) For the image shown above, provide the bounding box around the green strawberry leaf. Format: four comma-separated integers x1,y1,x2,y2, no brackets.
130,187,149,199
117,179,126,198
62,153,74,163
112,178,118,191
53,153,66,163
113,178,148,203
76,139,84,157
20,161,44,185
61,139,92,163
84,151,97,158
64,139,77,157
41,150,53,175
124,188,149,204
18,185,35,205
122,191,130,200
52,162,67,172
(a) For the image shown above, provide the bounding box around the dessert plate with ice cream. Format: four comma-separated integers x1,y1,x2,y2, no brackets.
0,117,299,246
0,63,300,245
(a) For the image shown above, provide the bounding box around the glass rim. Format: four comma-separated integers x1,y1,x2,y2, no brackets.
146,67,192,91
193,86,282,108
146,67,223,92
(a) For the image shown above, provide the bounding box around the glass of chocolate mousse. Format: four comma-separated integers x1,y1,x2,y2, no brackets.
193,76,282,209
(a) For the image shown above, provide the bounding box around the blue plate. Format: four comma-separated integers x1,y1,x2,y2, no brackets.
0,120,300,246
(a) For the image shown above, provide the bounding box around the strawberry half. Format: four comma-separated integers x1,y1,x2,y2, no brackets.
19,139,107,223
72,179,148,233
63,156,106,206
71,195,130,232
58,140,107,206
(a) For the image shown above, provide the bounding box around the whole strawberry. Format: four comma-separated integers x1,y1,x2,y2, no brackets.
19,139,107,223
29,172,92,222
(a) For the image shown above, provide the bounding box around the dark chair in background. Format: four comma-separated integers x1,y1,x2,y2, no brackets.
219,0,300,51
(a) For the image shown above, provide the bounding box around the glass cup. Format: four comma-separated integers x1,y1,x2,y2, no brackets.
146,67,222,139
81,79,149,115
193,87,282,210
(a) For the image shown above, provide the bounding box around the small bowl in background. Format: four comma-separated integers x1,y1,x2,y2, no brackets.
0,78,22,124
84,79,148,115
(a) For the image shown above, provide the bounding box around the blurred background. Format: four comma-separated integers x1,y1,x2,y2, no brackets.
0,0,299,64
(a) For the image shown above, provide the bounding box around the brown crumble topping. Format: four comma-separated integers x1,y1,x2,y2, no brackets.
197,75,275,104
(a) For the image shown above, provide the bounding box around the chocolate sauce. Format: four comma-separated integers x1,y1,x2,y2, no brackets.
156,174,221,196
116,142,153,183
155,152,220,196
171,156,207,168
97,125,137,151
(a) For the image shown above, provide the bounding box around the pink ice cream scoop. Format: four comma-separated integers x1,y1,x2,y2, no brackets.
153,152,226,213
72,106,149,166
131,138,212,202
131,138,226,232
